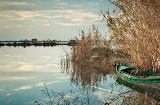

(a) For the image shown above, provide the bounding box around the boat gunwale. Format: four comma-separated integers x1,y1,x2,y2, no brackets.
116,63,160,83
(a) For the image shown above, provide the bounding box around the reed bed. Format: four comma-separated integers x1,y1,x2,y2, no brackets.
71,25,114,69
71,25,129,67
69,25,131,87
68,25,118,87
104,0,160,73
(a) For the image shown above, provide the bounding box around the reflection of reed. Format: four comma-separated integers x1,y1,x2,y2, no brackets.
70,63,115,87
61,50,117,87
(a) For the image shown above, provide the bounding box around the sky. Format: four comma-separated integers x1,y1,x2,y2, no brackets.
0,0,115,41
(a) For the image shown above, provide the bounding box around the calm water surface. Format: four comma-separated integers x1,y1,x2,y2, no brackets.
0,46,129,105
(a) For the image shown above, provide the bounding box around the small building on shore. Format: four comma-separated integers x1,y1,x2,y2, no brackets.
32,39,37,44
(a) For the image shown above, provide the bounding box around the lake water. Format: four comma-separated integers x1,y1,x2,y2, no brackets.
0,46,150,105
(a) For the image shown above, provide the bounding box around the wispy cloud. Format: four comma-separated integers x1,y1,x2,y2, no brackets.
35,81,60,87
13,81,60,92
18,64,40,72
5,81,60,97
0,88,4,92
1,7,101,26
0,14,13,18
70,4,82,7
8,2,36,6
41,56,51,59
5,62,41,72
56,3,69,6
14,85,32,91
9,11,41,21
0,76,36,81
0,1,36,6
3,25,11,29
48,9,101,26
41,69,61,73
6,93,13,96
4,54,22,58
41,24,50,26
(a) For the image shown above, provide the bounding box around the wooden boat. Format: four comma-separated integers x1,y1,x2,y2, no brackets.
115,62,160,83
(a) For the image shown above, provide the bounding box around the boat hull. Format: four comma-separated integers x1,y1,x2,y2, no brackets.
116,63,160,83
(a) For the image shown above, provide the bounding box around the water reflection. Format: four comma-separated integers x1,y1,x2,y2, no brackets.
61,53,116,87
60,56,160,105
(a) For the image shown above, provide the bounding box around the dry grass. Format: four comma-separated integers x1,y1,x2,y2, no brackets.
123,93,160,105
71,25,114,69
104,0,160,73
71,25,130,68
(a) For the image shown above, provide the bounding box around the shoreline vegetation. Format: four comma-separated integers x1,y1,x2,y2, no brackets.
103,0,160,73
71,25,131,71
68,0,160,104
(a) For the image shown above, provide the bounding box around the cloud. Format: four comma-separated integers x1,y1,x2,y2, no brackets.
4,81,60,97
0,76,36,81
46,9,101,26
14,85,33,91
0,1,36,6
70,4,82,7
41,24,50,26
35,81,60,87
18,64,40,72
0,59,60,73
0,0,104,28
4,54,15,58
2,8,101,26
0,88,4,92
9,2,36,6
13,81,60,92
56,3,69,6
54,22,81,26
42,56,51,59
9,11,41,21
6,93,13,96
6,62,41,72
0,14,13,18
44,63,59,67
41,69,61,73
4,26,10,28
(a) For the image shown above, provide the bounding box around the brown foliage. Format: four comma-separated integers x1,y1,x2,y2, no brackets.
104,0,160,72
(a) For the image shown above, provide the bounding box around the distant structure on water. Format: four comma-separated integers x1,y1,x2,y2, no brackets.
0,39,77,48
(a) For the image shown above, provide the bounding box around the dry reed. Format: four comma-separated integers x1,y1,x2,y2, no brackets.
104,0,160,72
70,25,117,87
71,25,113,68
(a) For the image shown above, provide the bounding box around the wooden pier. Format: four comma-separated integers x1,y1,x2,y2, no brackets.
0,39,77,48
